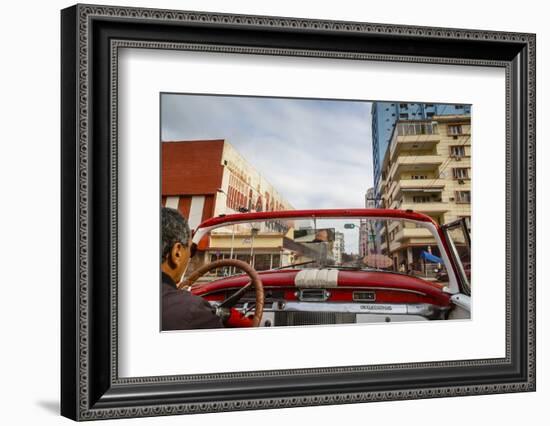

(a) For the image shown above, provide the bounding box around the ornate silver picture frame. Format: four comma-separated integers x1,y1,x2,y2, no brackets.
61,4,535,420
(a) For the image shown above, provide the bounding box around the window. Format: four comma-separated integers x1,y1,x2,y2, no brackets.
399,103,408,109
426,112,435,118
455,104,464,109
254,254,272,271
450,145,466,157
272,254,281,268
455,191,471,203
399,113,408,119
412,195,431,203
397,122,438,136
448,124,463,135
452,168,469,179
236,254,252,264
411,175,428,180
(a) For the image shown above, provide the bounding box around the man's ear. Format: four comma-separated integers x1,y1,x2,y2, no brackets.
169,242,184,266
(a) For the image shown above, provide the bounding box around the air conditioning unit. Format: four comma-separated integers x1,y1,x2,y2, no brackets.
458,179,465,184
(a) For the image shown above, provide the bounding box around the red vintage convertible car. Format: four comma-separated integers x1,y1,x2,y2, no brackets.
182,209,471,328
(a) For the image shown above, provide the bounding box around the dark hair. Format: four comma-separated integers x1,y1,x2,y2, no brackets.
161,207,191,262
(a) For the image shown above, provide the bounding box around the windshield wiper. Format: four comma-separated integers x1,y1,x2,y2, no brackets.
332,265,365,270
272,260,316,270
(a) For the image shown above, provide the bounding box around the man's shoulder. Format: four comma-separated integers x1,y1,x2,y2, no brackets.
163,283,209,307
179,289,213,310
162,284,223,330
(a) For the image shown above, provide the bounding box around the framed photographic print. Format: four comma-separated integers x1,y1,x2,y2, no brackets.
61,4,536,421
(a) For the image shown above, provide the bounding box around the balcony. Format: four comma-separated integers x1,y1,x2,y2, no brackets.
387,156,443,181
388,179,445,199
389,134,440,161
396,227,434,240
387,228,436,253
399,179,445,190
400,202,449,213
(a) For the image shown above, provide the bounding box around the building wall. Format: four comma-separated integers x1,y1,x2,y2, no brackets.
209,234,285,250
162,139,225,195
161,139,293,230
378,115,471,266
162,139,295,270
333,231,345,264
217,141,294,217
162,140,225,230
371,102,472,199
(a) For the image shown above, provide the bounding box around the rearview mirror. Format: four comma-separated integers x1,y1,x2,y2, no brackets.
293,228,335,243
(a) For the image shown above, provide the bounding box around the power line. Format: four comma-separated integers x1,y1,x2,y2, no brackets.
381,123,471,212
423,134,471,191
378,106,471,205
384,120,440,204
389,121,470,191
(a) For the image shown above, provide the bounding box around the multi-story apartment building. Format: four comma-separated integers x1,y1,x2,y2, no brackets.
377,115,471,271
333,231,345,264
359,187,376,257
371,102,472,201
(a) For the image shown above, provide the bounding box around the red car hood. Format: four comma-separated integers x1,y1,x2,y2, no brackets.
191,269,449,305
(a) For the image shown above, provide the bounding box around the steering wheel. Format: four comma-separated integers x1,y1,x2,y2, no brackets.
180,259,265,327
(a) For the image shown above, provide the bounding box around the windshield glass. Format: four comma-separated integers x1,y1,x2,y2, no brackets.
443,219,471,294
187,217,451,285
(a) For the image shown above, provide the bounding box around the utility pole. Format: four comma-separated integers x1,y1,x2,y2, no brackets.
366,198,395,271
369,221,377,254
366,196,392,262
250,227,259,267
381,197,392,262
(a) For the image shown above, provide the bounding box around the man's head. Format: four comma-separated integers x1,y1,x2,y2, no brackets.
161,207,192,284
314,229,329,242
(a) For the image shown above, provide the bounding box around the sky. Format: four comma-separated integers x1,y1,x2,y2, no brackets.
161,93,374,210
161,94,374,253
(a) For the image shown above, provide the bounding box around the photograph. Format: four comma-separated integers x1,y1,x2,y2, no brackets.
57,3,536,420
160,94,472,330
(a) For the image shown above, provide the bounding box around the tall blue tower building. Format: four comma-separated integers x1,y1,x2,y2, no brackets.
371,102,471,201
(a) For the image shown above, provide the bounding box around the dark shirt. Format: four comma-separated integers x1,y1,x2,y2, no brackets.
162,273,224,330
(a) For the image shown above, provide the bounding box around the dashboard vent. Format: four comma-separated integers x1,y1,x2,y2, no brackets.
298,289,330,302
353,291,376,302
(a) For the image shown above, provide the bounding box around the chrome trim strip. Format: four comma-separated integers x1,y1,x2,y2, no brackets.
268,301,445,317
347,286,427,296
197,285,429,298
